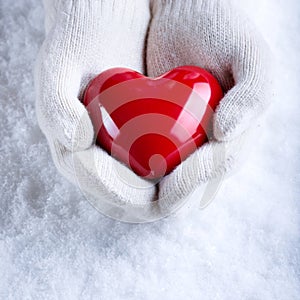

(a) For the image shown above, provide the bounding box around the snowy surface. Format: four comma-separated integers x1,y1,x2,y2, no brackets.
0,0,300,299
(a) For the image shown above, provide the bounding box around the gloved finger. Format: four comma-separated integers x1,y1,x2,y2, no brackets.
73,145,157,205
47,137,159,221
147,0,272,143
157,130,251,213
37,0,94,152
37,0,153,152
213,29,273,141
35,48,95,152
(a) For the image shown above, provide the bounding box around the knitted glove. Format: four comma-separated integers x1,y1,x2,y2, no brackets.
35,0,272,222
35,0,163,222
147,0,272,212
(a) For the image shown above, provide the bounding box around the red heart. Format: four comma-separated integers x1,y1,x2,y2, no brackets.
83,66,223,180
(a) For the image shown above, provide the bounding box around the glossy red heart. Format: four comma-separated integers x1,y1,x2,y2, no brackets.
83,66,223,180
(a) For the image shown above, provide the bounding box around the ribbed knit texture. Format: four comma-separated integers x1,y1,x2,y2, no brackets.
35,0,162,222
35,0,272,222
147,0,272,213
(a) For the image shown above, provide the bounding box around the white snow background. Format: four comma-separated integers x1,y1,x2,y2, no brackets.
0,0,300,299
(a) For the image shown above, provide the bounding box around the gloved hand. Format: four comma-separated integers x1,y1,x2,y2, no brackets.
148,0,272,211
35,0,162,222
35,0,272,222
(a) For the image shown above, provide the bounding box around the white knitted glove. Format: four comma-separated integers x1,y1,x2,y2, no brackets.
35,0,271,222
147,0,272,211
35,0,164,222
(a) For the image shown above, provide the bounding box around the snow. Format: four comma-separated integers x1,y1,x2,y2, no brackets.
0,0,300,299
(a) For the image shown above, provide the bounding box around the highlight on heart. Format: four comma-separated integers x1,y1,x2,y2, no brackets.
76,66,223,185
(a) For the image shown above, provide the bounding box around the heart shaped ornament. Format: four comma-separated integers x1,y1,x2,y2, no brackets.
83,66,223,180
